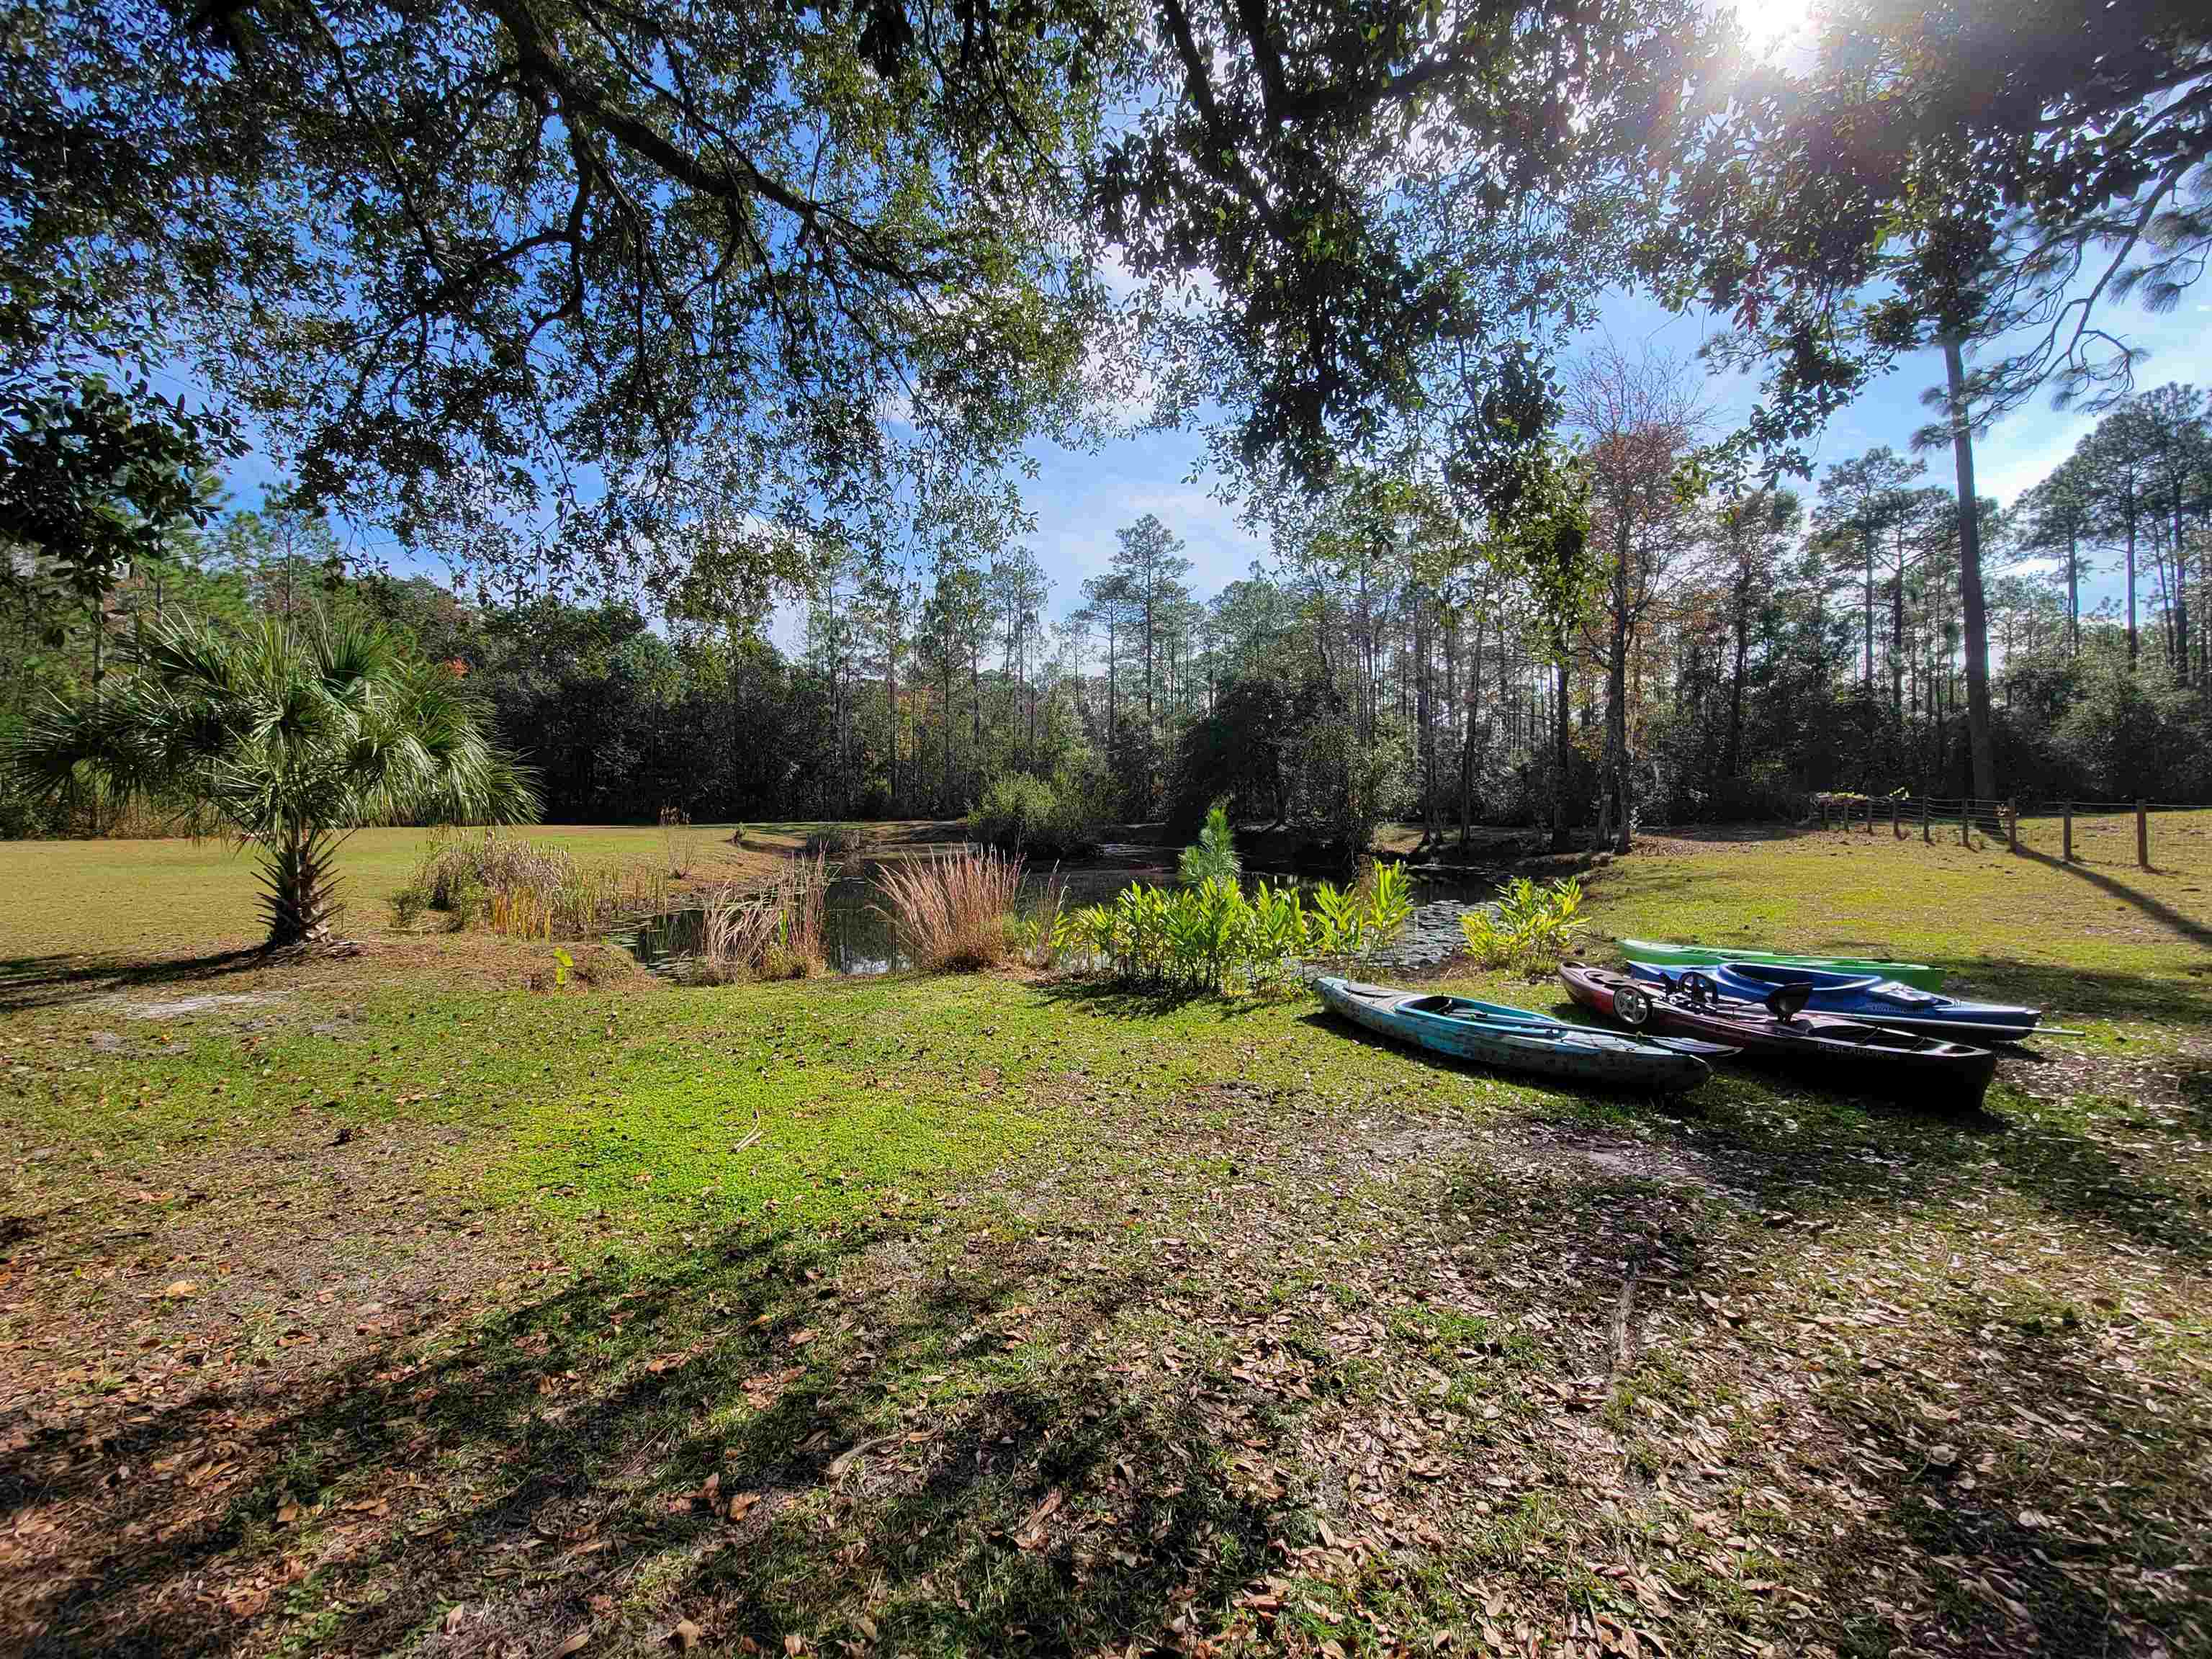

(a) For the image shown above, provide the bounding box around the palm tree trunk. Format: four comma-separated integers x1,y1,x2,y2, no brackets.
258,821,341,946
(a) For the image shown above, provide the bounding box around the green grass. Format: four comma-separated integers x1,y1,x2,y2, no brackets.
1577,815,2212,1034
1,819,2208,1658
0,819,976,961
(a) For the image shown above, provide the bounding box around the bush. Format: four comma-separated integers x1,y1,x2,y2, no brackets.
968,772,1096,859
387,885,430,930
875,845,1024,972
1054,861,1413,994
803,824,868,857
1458,876,1586,976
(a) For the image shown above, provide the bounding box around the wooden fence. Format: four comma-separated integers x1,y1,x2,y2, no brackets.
1813,796,2197,868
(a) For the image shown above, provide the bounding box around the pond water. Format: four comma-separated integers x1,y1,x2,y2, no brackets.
612,864,1503,979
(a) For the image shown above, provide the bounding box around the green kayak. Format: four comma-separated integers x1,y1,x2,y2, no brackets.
1617,938,1945,993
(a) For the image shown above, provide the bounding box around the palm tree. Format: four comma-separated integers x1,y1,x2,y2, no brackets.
9,612,538,945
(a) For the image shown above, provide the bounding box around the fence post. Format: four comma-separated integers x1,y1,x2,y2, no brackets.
2062,801,2073,862
1891,796,1900,838
2138,799,2149,869
1921,796,1930,845
1960,801,1970,848
2006,800,2018,855
1863,799,1874,834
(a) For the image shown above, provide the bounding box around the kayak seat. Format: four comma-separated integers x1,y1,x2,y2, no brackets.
1763,981,1814,1022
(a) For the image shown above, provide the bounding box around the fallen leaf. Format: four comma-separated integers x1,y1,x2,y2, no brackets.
163,1280,199,1300
670,1619,701,1651
557,1630,590,1657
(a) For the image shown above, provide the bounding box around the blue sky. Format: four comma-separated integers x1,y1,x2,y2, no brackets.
1017,283,2212,627
215,271,2212,644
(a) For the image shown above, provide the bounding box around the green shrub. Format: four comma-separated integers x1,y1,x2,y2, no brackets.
1458,876,1585,976
1055,860,1413,994
968,772,1095,859
803,824,868,857
387,885,430,930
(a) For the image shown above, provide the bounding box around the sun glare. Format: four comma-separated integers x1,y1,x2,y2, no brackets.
1730,0,1820,60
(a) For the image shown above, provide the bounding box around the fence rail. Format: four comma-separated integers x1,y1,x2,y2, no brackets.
1811,794,2204,867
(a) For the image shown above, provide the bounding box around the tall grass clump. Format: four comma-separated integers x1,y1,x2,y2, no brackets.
1017,865,1069,968
1459,876,1586,976
875,845,1022,972
697,852,829,981
660,805,697,876
397,830,670,939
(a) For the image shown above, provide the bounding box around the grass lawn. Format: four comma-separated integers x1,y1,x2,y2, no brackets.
1,819,2208,1657
0,819,969,962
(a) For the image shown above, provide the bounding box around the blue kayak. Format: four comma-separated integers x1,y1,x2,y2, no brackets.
1316,977,1727,1093
1625,961,2041,1043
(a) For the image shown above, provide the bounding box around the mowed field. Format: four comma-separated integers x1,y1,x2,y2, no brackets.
0,819,970,961
1,818,2208,1658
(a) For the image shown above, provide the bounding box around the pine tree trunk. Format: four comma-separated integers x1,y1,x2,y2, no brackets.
1942,334,1997,801
1550,658,1570,853
2067,529,2080,658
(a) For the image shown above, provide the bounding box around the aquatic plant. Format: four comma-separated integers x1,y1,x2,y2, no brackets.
1459,876,1586,976
1053,861,1415,993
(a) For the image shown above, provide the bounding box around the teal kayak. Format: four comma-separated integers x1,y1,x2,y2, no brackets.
1618,938,1944,993
1316,977,1721,1094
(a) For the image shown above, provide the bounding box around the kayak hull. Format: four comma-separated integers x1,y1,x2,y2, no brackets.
1316,976,1714,1094
1624,961,2041,1044
1619,938,1944,993
1560,962,1998,1105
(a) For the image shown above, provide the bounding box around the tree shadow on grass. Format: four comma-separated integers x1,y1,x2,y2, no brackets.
0,948,269,1015
1031,976,1279,1021
9,1210,1271,1658
1635,822,1818,845
1809,1300,2212,1657
1418,1074,2208,1654
1501,1029,2212,1267
1938,958,2211,1031
2015,843,2212,947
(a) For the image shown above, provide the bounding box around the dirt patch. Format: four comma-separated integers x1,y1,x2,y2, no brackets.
1492,1117,1753,1202
122,992,286,1020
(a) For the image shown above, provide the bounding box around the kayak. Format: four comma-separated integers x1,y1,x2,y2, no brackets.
1315,976,1725,1094
1619,938,1945,993
1560,962,1998,1105
1624,961,2041,1043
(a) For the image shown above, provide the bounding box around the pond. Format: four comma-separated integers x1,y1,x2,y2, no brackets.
611,864,1504,979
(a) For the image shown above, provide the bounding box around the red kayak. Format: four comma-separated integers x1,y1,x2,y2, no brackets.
1557,961,1998,1106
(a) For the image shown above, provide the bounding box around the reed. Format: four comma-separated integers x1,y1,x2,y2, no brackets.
697,852,829,981
1023,864,1069,968
874,844,1022,973
660,805,698,878
406,830,672,940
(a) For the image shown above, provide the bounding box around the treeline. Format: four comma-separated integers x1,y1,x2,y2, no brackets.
6,373,2206,851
